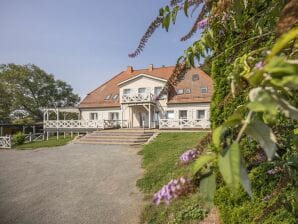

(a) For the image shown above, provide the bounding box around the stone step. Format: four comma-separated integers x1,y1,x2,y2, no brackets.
83,135,150,140
74,141,142,146
87,132,153,137
77,138,148,143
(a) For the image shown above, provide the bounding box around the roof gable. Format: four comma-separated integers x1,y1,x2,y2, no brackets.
118,74,167,87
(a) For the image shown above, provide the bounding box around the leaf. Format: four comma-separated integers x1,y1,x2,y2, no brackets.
224,105,246,127
184,0,188,17
171,6,179,24
212,126,227,149
159,7,164,17
245,120,277,160
240,162,252,197
270,75,298,90
163,14,171,32
274,96,298,121
265,56,298,76
267,27,298,60
200,173,216,202
192,153,216,174
218,143,241,189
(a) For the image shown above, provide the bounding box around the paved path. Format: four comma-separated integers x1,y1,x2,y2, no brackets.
0,144,143,224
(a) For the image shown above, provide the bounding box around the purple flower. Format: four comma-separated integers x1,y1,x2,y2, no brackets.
180,149,198,163
152,177,191,205
197,18,208,29
254,61,264,69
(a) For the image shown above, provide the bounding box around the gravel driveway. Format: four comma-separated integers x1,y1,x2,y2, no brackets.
0,144,143,224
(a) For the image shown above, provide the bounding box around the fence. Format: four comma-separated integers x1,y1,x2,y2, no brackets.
44,120,104,129
159,119,210,129
0,136,11,149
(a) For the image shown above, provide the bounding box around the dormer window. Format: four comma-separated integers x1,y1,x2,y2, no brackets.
185,88,191,94
104,94,111,100
201,87,208,93
192,74,199,81
177,89,184,95
112,94,119,100
123,89,131,95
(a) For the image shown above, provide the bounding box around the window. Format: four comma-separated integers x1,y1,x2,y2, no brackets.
179,110,187,119
104,94,111,100
154,87,162,96
177,89,184,95
138,88,146,94
197,110,205,119
89,112,98,120
165,111,174,119
123,89,131,95
201,87,208,93
192,74,199,81
109,112,119,121
112,94,119,100
185,88,191,94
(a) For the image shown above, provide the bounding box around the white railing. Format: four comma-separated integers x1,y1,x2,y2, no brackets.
159,119,210,129
44,120,104,129
103,120,128,129
0,136,11,149
25,133,45,142
122,93,154,103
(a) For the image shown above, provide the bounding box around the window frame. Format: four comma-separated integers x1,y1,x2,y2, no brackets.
179,110,188,120
192,74,199,81
89,112,98,120
200,87,208,93
123,88,131,95
177,89,184,95
165,110,175,119
185,88,191,94
197,110,206,120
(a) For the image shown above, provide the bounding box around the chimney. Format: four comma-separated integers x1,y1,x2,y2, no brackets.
148,64,153,71
127,66,133,73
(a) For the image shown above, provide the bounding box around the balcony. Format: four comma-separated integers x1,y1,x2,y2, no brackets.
121,93,156,104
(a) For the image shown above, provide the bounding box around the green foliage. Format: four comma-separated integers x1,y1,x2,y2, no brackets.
12,132,26,146
15,135,73,149
132,0,298,222
138,132,207,223
0,64,80,122
214,163,297,223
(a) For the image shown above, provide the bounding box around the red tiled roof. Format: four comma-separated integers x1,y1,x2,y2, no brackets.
79,66,213,108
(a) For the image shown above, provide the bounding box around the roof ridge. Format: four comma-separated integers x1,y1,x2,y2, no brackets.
87,70,125,95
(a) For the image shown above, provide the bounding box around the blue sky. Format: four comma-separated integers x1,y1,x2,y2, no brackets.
0,0,199,98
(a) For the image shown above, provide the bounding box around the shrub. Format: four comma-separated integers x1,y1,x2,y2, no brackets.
12,132,26,146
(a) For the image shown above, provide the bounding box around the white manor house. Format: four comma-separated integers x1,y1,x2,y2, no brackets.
44,65,213,131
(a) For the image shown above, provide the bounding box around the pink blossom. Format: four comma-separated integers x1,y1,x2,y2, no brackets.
197,18,208,29
254,61,264,69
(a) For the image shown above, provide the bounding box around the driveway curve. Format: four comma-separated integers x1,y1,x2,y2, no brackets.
0,144,143,224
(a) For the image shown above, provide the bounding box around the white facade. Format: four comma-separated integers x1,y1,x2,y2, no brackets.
79,74,211,129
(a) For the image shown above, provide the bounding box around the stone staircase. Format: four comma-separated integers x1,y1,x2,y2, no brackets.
75,129,155,145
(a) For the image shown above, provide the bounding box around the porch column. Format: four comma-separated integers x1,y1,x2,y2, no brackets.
56,108,59,140
120,105,123,128
149,103,151,129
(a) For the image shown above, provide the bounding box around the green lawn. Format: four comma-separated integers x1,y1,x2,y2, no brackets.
138,132,208,224
15,135,74,149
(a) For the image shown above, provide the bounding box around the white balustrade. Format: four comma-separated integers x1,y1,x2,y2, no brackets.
122,93,154,103
159,119,210,129
0,136,11,149
44,120,104,129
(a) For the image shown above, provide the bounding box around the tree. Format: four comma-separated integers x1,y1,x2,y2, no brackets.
0,64,80,122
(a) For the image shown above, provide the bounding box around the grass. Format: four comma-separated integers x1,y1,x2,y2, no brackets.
137,132,208,224
15,135,74,149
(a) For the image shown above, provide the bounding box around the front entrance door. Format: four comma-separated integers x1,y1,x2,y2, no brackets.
139,112,147,127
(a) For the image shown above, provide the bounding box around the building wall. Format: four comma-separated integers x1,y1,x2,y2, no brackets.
119,75,167,107
162,103,210,120
80,107,122,121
